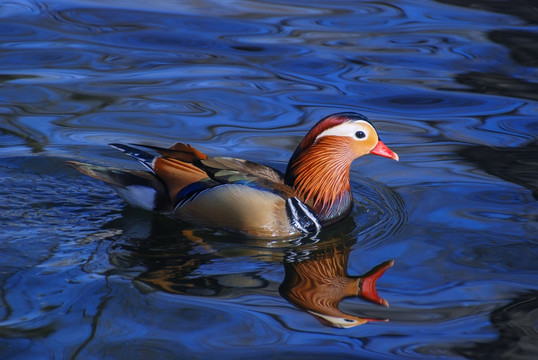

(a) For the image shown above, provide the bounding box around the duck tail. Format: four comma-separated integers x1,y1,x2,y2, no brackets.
109,143,157,173
67,160,171,212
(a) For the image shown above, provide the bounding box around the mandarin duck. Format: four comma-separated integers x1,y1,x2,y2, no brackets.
68,112,398,239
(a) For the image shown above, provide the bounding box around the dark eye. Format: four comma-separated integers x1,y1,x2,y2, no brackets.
355,131,366,139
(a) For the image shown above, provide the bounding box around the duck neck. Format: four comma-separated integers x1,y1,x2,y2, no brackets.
285,138,354,223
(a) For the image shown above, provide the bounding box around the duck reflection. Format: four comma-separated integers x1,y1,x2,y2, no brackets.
101,208,394,328
279,242,392,328
106,216,392,328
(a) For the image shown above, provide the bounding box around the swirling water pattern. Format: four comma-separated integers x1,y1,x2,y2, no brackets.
1,0,537,359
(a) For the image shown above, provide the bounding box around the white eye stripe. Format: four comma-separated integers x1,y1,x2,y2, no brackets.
315,121,372,142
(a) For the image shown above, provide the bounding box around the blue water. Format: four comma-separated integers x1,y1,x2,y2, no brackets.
1,0,537,359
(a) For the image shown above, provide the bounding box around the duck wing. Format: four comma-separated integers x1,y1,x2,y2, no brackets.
200,156,284,184
125,142,291,197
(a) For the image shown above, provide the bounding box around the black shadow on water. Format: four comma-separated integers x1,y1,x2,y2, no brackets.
459,141,538,200
454,290,538,359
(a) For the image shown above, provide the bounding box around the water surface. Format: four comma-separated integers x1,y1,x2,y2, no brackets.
1,0,537,359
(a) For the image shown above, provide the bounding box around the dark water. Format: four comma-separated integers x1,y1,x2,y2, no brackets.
1,0,537,359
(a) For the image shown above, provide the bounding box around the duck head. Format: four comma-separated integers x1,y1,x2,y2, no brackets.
284,112,398,222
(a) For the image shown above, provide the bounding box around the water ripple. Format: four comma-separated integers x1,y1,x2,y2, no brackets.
2,0,538,359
